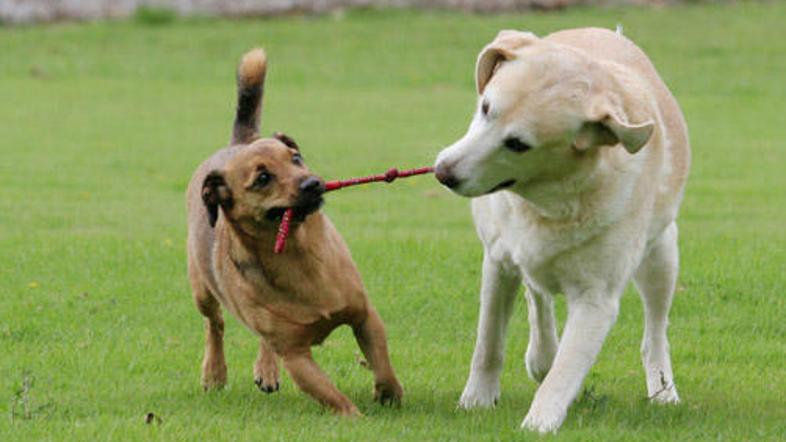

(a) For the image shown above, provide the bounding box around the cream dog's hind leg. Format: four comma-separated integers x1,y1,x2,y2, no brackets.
524,286,559,383
634,222,681,403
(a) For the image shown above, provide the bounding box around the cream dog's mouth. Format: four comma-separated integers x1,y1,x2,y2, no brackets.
487,179,516,194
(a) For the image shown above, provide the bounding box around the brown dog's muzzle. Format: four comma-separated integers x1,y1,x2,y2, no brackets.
299,176,326,198
264,175,325,222
291,175,325,220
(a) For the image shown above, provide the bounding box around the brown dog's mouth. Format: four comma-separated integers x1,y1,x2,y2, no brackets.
265,197,324,223
265,207,288,221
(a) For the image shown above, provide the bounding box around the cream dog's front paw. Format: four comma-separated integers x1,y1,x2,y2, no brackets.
458,376,500,409
520,404,566,434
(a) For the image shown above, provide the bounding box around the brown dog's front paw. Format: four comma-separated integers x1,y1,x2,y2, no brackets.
254,376,280,394
253,344,280,394
374,380,404,406
253,359,280,394
337,404,364,418
201,361,227,391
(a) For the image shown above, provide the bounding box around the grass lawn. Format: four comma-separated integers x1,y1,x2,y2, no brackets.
1,1,784,440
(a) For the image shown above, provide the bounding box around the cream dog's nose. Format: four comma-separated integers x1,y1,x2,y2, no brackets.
435,162,460,189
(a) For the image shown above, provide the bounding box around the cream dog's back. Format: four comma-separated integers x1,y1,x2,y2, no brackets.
547,27,690,228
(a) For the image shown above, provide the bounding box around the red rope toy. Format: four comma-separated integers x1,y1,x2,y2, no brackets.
274,166,434,253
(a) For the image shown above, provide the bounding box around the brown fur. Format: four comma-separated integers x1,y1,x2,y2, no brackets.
185,49,403,416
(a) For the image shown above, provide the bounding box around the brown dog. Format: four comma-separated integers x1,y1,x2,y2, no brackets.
185,49,403,416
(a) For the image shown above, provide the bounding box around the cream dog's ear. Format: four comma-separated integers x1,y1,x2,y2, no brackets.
476,30,538,95
574,97,654,154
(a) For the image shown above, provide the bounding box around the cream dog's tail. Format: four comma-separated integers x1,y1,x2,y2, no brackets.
232,48,267,145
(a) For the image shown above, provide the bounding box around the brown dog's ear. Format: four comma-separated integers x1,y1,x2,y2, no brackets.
476,30,538,95
273,132,299,151
575,98,654,154
201,170,233,227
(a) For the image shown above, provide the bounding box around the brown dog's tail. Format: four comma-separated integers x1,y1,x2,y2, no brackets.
231,48,267,145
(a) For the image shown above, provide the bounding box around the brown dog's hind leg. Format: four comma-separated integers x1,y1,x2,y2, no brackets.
282,349,360,416
191,279,227,390
352,306,404,406
253,339,280,393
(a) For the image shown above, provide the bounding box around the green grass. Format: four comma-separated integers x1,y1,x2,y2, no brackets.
1,2,785,440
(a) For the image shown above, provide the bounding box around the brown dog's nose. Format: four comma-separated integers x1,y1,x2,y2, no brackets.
299,176,326,195
435,163,460,189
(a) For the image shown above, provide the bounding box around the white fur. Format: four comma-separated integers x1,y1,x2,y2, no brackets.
436,28,689,433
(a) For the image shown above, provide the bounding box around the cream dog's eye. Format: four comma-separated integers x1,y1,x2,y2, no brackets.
481,100,490,116
503,137,532,153
292,153,304,166
254,171,273,188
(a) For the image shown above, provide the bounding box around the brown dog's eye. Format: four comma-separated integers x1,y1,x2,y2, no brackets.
254,171,273,188
503,137,532,153
292,153,304,167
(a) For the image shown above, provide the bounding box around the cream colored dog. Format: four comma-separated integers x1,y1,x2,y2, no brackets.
434,28,690,433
